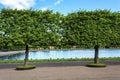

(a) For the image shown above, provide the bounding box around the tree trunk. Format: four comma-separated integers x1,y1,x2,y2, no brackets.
94,45,99,64
24,44,29,66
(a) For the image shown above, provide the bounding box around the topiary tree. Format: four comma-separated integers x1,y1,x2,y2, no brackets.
62,10,120,64
0,9,62,66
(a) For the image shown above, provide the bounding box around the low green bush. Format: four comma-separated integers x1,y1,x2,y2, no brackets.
16,65,36,70
86,63,107,67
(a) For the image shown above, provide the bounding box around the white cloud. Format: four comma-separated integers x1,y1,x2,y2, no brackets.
0,0,35,9
41,7,48,11
54,0,63,6
40,0,64,11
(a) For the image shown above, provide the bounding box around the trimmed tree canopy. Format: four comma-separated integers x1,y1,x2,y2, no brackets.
62,10,120,48
0,9,120,50
0,9,63,50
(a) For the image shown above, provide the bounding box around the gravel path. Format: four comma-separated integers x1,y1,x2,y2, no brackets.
0,61,120,80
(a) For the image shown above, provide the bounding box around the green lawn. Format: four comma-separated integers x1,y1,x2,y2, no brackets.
0,57,120,63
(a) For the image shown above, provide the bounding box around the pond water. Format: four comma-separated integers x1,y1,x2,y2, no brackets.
0,49,120,60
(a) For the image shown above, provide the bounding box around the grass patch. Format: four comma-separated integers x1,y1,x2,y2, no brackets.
100,57,120,61
0,60,24,63
86,63,107,67
16,65,36,70
0,58,93,63
0,57,120,63
29,58,93,62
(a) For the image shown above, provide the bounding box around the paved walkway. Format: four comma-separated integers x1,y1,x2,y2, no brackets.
0,51,120,80
0,51,24,57
0,61,120,69
0,61,120,80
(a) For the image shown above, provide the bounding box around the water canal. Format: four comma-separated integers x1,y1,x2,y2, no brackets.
0,49,120,60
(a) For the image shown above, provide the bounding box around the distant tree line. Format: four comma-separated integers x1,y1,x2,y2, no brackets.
0,9,120,50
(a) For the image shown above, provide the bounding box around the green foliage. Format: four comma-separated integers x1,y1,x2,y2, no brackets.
0,9,63,50
0,9,120,50
62,10,120,48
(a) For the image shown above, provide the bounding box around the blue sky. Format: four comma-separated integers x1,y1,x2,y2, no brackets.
0,0,120,15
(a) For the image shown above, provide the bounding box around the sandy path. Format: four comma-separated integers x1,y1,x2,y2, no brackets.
0,63,120,80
